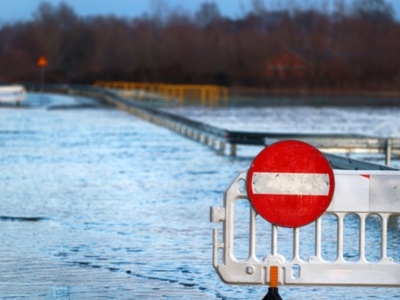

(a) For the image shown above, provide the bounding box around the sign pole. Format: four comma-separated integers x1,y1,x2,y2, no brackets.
40,67,45,91
37,55,48,91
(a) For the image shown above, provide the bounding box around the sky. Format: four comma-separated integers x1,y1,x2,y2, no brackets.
0,0,400,24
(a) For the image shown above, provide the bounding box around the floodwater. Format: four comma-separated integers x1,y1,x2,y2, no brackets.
167,105,400,167
0,93,399,299
169,104,400,136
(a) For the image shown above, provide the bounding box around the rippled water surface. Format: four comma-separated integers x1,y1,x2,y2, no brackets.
166,105,400,167
1,93,400,299
168,105,400,136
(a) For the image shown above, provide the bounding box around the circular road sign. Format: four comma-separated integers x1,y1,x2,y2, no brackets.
247,140,335,228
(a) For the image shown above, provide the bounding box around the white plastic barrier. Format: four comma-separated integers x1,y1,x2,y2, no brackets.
210,170,400,287
0,85,26,105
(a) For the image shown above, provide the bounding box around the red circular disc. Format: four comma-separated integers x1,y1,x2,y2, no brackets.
246,140,335,228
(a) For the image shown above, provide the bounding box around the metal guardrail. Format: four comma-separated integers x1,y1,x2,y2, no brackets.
23,83,399,170
265,135,397,166
227,132,398,166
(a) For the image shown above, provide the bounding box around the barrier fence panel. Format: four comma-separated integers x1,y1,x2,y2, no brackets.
0,85,26,105
210,169,400,287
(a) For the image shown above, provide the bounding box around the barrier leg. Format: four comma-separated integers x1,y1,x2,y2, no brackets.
262,287,282,300
262,266,282,300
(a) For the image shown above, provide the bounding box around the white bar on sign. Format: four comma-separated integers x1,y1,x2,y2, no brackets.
252,172,330,196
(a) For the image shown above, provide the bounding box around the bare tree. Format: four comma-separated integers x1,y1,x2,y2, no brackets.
195,2,221,27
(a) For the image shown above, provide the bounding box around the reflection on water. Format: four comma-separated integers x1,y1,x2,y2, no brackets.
0,93,400,299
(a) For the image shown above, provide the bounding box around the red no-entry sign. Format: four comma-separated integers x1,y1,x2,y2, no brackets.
247,140,335,228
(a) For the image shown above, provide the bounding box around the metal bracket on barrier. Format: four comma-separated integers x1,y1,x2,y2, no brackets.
211,170,400,287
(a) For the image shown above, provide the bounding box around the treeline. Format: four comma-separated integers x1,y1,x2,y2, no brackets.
1,0,400,92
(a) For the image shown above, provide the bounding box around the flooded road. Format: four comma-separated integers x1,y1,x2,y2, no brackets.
1,93,399,299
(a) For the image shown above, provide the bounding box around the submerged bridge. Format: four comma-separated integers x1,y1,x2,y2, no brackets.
24,83,400,171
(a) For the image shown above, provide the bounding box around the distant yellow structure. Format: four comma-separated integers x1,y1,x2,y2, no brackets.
94,81,229,107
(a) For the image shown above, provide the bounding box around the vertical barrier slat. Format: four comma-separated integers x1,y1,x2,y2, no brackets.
358,213,367,262
381,213,389,260
293,227,300,261
337,213,345,262
249,207,257,259
315,218,322,260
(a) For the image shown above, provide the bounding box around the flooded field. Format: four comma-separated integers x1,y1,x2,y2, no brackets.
1,93,400,299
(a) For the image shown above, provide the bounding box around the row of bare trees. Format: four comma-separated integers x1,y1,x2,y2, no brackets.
0,0,400,91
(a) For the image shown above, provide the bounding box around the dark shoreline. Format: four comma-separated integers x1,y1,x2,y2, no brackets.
229,87,400,106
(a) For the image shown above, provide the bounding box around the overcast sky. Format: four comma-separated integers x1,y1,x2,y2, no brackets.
0,0,399,24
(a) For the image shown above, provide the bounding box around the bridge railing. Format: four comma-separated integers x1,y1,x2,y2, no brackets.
94,81,229,106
